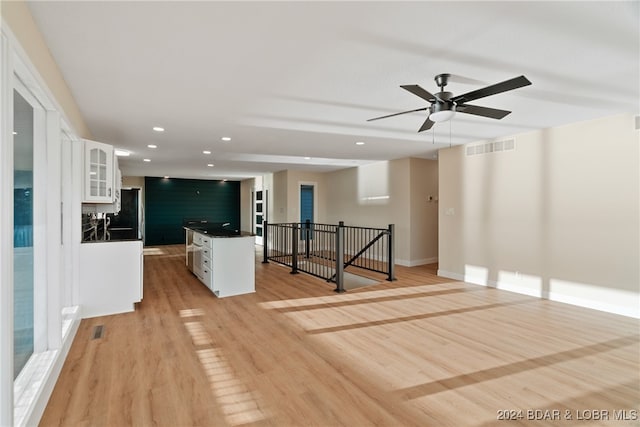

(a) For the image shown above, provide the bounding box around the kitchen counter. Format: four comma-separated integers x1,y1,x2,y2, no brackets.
82,213,141,242
82,236,142,243
79,239,143,317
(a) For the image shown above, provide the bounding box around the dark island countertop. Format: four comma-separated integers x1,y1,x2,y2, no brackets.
184,225,253,238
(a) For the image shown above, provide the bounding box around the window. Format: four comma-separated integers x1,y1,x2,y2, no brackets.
13,89,35,379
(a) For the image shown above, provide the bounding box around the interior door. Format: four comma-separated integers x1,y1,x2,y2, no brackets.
253,190,264,245
300,184,314,224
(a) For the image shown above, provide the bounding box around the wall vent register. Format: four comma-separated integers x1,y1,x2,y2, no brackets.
466,139,516,156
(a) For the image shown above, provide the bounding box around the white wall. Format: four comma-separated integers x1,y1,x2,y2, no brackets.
324,158,441,266
271,170,288,223
409,158,438,265
267,158,440,266
438,113,640,317
284,170,327,223
325,159,410,263
240,177,253,233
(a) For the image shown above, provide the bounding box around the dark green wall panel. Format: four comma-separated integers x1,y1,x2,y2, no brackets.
145,177,240,245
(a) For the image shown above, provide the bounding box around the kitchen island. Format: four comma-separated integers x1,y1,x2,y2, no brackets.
185,226,255,297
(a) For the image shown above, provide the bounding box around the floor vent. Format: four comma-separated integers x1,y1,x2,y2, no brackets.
91,325,104,340
466,139,515,156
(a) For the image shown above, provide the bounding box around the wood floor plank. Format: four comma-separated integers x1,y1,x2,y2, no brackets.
40,245,639,426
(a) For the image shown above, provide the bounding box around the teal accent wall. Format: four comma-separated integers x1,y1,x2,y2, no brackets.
145,177,240,245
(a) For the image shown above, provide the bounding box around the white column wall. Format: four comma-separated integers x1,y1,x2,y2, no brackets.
438,114,640,318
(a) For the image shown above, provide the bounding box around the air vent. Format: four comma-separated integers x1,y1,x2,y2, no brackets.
466,139,515,156
91,325,104,340
635,116,640,130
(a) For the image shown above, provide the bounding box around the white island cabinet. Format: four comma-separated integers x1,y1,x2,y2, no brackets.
187,230,255,297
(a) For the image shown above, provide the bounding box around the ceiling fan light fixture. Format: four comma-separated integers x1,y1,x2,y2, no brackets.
429,107,456,123
429,110,456,122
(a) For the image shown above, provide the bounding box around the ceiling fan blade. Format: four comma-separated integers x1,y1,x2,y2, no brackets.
452,75,531,104
367,107,427,122
418,117,435,132
456,104,512,119
400,85,438,102
447,74,487,85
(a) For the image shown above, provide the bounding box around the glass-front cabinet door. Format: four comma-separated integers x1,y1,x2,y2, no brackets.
83,139,113,203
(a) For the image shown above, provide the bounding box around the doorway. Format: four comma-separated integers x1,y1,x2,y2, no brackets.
300,184,314,224
253,189,266,245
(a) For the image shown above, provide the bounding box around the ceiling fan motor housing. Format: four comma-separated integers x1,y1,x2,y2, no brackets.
430,91,455,114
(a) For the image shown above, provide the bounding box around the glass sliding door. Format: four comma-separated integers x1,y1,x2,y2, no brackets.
13,89,34,379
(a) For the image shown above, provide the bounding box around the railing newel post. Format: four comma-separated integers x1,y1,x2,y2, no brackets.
262,220,269,263
291,223,299,274
305,219,311,259
387,223,396,281
335,223,345,293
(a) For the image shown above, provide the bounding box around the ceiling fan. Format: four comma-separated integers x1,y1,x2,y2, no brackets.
368,74,532,132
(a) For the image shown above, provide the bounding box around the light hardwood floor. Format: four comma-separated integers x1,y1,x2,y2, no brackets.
41,245,639,426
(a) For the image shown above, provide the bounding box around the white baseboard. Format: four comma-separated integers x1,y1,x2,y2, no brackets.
396,257,438,267
437,269,464,281
437,269,639,319
19,313,80,427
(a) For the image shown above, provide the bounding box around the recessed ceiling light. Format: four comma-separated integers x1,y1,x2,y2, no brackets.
147,144,157,149
221,137,231,142
12,131,17,135
207,163,214,167
143,158,151,162
115,149,130,156
153,127,164,132
203,150,211,154
304,157,311,160
355,141,365,145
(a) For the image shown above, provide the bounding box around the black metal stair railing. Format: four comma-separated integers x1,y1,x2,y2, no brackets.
263,220,395,293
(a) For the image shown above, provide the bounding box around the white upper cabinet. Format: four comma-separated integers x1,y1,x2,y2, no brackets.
83,139,115,203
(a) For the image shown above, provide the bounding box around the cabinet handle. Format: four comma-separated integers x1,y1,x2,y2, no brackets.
108,187,112,197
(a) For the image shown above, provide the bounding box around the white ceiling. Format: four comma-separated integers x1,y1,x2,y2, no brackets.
27,1,639,180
